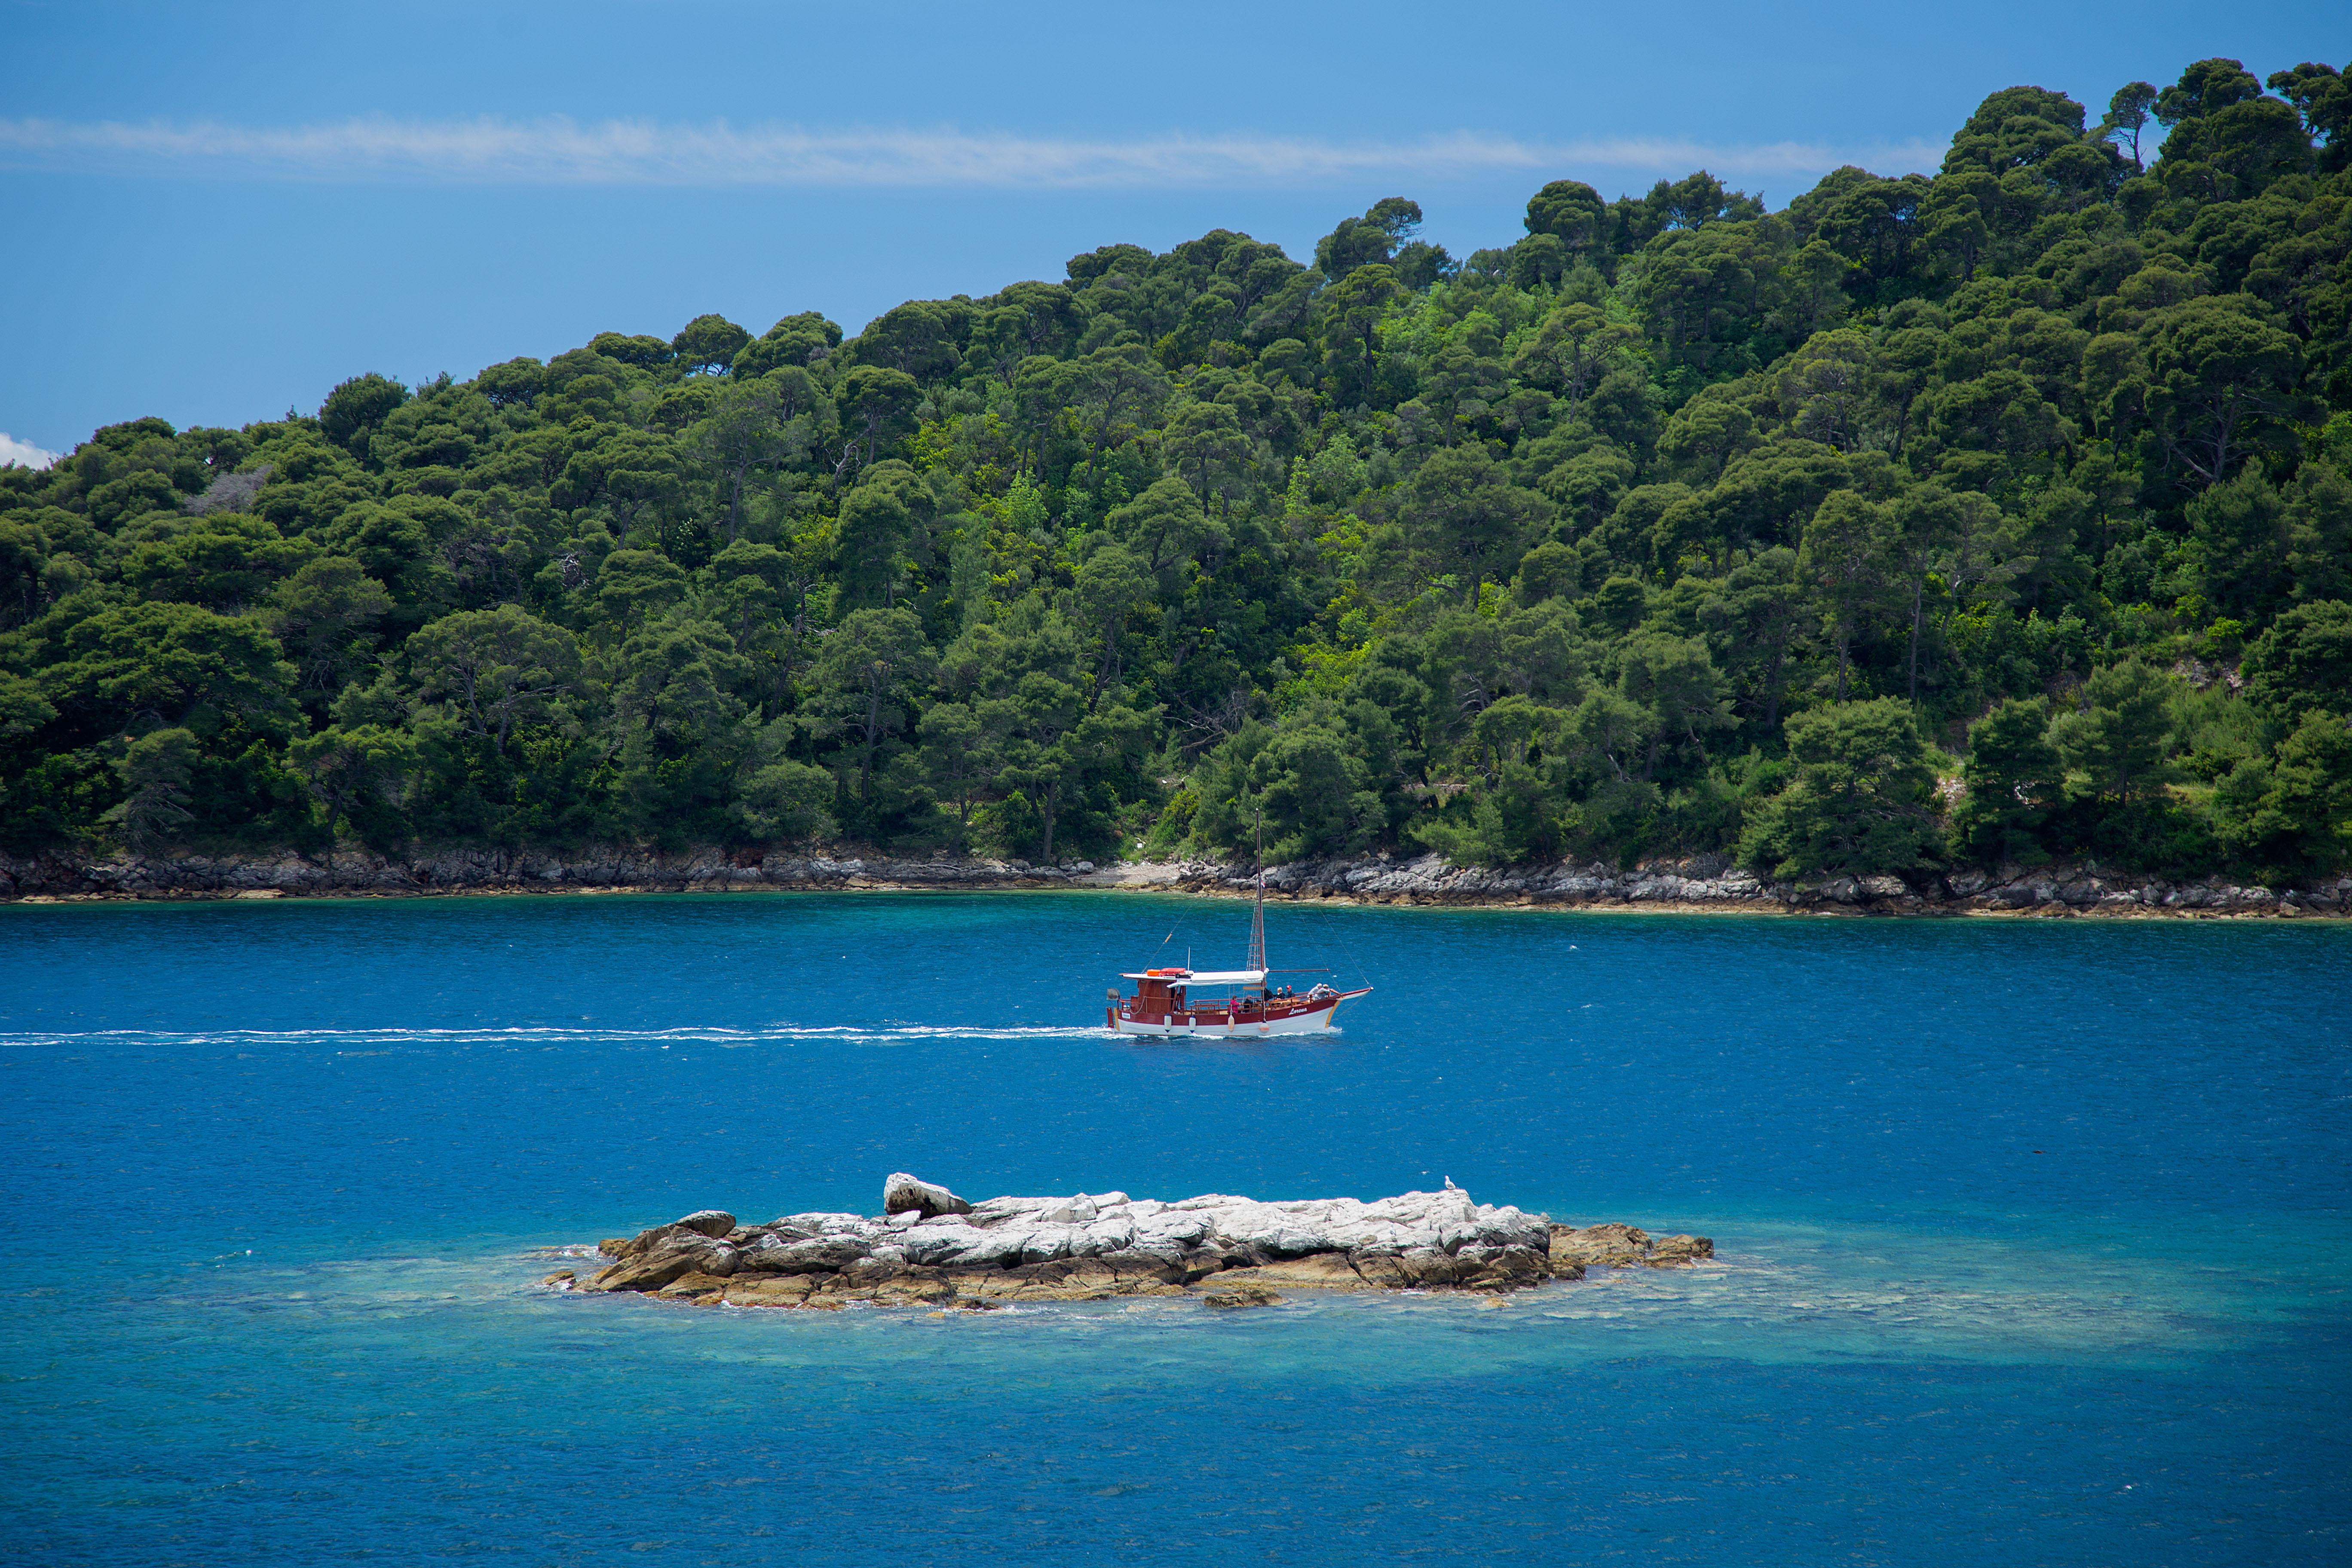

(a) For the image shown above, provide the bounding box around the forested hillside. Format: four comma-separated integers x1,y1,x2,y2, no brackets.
6,58,2352,884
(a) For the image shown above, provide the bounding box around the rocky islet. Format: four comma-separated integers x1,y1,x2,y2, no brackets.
547,1175,1715,1310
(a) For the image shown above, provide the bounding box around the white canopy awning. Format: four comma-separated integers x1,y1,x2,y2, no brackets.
1118,969,1266,986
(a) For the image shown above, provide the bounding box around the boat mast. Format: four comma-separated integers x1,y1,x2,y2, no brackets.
1248,807,1267,974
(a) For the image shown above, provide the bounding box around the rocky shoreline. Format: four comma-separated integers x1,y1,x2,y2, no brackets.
2,842,2341,918
1131,851,2351,919
546,1174,1713,1310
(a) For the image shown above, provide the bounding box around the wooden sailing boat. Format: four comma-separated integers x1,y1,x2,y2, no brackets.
1104,814,1372,1037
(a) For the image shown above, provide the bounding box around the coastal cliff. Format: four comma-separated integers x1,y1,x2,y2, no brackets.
547,1175,1713,1309
3,843,2343,917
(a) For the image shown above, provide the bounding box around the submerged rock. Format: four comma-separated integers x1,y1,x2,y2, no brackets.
1203,1286,1286,1309
1548,1222,1715,1269
573,1176,1712,1308
1648,1233,1715,1265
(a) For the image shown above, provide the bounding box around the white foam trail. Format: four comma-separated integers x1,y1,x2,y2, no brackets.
0,1023,1110,1050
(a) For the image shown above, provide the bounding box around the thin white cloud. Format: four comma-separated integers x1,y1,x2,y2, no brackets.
0,115,1943,189
0,432,61,470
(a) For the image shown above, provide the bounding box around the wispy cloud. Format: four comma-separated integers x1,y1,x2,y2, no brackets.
0,116,1942,189
0,432,61,470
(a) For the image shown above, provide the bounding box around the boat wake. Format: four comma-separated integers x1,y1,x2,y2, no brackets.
0,1023,1113,1050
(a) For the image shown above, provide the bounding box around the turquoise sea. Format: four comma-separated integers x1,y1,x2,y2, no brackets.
0,892,2346,1565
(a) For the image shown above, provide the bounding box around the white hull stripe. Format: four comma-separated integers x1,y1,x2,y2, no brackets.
1109,1002,1353,1037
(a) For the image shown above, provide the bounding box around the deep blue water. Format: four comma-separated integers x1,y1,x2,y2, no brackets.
0,892,2346,1566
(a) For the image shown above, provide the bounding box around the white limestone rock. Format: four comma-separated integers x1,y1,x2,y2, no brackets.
883,1173,974,1218
586,1179,1584,1300
847,1185,1547,1268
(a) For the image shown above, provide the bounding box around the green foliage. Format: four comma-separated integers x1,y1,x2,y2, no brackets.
100,726,199,852
287,723,418,848
4,54,2349,878
39,601,299,738
1193,718,1384,865
2212,710,2352,878
671,315,750,375
1951,697,2064,864
270,557,392,701
318,374,410,456
734,756,836,843
2052,658,2178,807
1739,698,1944,879
2242,599,2352,723
405,604,581,754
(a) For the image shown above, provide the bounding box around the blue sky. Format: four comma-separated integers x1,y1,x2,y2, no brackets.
2,0,2344,462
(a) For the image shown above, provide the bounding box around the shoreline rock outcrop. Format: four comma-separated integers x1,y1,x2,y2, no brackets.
1139,850,2350,919
3,843,2339,919
1547,1222,1714,1270
564,1177,1712,1309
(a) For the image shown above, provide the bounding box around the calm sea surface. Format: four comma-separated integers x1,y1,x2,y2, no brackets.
0,892,2346,1565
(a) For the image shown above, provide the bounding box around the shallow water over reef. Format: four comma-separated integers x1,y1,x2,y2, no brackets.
1,892,2346,1565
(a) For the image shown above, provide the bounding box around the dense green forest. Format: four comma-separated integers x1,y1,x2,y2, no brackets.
6,58,2352,884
